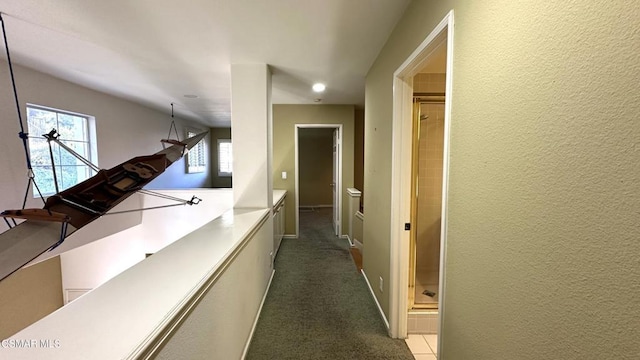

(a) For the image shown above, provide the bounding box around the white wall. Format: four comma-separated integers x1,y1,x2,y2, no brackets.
154,212,273,360
60,225,146,297
140,189,233,253
60,189,233,295
4,208,272,359
32,195,143,265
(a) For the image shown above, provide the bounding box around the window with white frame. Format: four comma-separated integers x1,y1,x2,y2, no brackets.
186,129,207,173
26,105,97,197
217,139,232,177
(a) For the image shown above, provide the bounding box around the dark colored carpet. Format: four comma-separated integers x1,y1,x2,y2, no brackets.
246,208,414,360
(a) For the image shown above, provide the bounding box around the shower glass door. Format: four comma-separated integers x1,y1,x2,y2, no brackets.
410,97,445,309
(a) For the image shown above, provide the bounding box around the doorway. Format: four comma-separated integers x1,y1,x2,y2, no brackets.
389,10,454,342
295,125,343,237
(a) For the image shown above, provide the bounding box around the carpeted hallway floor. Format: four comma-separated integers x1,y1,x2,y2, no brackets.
246,208,414,360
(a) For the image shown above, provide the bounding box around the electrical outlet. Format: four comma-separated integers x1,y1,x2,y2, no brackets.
379,276,384,292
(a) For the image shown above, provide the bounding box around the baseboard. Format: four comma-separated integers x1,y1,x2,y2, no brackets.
342,235,354,247
360,269,390,331
353,239,363,253
299,205,333,210
64,288,92,305
283,234,297,239
241,269,276,359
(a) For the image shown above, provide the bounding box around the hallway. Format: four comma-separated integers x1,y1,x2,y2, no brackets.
246,208,413,359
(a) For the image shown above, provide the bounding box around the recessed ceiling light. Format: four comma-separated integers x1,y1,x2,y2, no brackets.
312,83,326,93
184,94,198,98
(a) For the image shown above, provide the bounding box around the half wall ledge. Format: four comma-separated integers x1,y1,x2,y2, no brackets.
2,207,273,360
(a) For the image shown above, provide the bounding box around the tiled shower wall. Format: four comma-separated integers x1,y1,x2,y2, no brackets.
414,73,445,284
415,102,444,281
414,73,445,93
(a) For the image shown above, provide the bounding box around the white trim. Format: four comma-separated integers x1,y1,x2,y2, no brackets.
353,239,363,253
389,10,454,342
294,124,343,238
282,234,297,239
299,204,333,209
361,269,390,332
241,269,276,360
64,288,92,304
389,66,413,340
346,188,362,196
438,16,455,353
343,234,354,247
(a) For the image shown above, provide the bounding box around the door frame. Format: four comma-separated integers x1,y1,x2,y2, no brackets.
294,124,343,237
332,128,339,235
389,10,454,340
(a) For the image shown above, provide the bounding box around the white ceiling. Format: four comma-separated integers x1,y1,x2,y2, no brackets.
0,0,411,127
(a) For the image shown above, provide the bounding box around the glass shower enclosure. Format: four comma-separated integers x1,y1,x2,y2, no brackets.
409,95,445,309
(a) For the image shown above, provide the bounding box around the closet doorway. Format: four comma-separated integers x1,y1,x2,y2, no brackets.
295,125,343,237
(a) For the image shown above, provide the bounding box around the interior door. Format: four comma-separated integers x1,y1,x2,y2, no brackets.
332,129,339,235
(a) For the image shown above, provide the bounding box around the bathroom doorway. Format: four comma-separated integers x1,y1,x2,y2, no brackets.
389,10,453,340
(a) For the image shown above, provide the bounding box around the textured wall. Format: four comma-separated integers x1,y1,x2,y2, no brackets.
272,105,354,236
364,0,453,327
365,0,640,358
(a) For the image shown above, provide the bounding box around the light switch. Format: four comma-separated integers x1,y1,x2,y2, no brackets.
281,171,287,180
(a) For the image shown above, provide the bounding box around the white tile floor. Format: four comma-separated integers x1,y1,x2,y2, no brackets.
405,334,438,359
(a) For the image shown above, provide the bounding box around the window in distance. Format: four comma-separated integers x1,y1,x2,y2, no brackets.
217,139,232,177
186,129,207,173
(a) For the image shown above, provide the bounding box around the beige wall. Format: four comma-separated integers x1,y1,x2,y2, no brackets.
273,104,354,236
0,256,63,339
353,212,363,246
299,128,334,207
365,1,640,358
210,127,232,188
